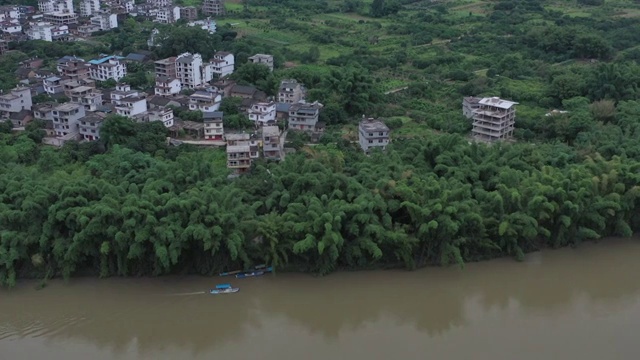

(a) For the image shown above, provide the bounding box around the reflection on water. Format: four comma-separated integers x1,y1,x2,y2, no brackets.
1,238,640,360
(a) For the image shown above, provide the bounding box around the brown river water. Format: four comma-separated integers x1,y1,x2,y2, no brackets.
1,238,640,360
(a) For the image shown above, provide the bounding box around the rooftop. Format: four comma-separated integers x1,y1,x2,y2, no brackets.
88,55,125,65
227,144,250,153
203,111,223,121
80,113,106,124
55,102,82,112
225,133,250,141
263,125,280,137
478,97,518,109
359,118,390,132
231,84,256,95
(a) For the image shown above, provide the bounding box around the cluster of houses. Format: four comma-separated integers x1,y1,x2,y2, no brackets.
0,0,226,43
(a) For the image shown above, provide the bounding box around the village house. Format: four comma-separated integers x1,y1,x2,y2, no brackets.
275,103,290,121
0,20,21,35
462,96,482,119
287,101,323,132
176,52,214,89
187,18,216,34
90,12,118,31
79,0,100,17
248,101,276,126
202,0,224,16
9,110,33,127
33,102,55,121
358,117,390,153
248,54,274,72
278,79,306,104
78,112,105,141
52,102,85,136
0,86,32,121
69,86,102,112
471,96,517,142
262,125,283,160
154,76,181,96
38,0,73,13
26,22,69,41
147,107,174,127
89,55,127,82
188,90,221,112
230,84,259,99
155,56,176,77
111,83,147,118
43,76,65,95
203,111,223,140
225,132,259,175
179,6,198,20
63,78,95,97
44,12,78,26
210,51,234,78
155,6,180,24
211,78,236,97
148,0,171,6
58,57,90,80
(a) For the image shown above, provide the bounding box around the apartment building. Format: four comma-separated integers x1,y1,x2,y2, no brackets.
203,111,223,140
248,101,276,126
79,0,100,16
180,6,198,20
0,86,32,119
148,108,174,127
188,90,221,112
38,0,73,13
44,12,78,25
225,133,259,174
156,6,180,23
155,56,176,78
90,13,118,30
69,86,102,111
58,57,90,80
210,51,234,78
52,102,85,136
262,125,282,160
248,54,274,72
43,76,65,95
202,0,224,16
471,96,517,142
154,76,181,96
89,55,127,81
358,118,390,153
176,52,203,89
278,79,306,104
78,112,105,141
288,101,322,132
111,83,147,117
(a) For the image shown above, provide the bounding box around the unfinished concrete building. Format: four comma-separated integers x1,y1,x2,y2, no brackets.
202,0,224,16
471,97,517,142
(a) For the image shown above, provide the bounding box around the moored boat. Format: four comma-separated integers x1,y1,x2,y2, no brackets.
210,283,239,294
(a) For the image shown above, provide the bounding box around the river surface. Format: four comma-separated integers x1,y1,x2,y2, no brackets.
2,238,640,359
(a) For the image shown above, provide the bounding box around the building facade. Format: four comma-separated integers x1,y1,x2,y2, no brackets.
78,112,105,141
203,111,223,140
225,133,259,174
0,86,32,119
358,118,390,153
90,13,118,30
154,76,181,96
69,86,102,111
52,102,85,136
210,51,234,78
202,0,224,16
188,90,221,112
278,79,305,104
248,101,276,126
148,108,174,127
176,52,203,89
262,125,282,160
89,56,127,81
79,0,100,16
111,83,147,118
180,6,198,20
471,97,517,142
462,96,482,119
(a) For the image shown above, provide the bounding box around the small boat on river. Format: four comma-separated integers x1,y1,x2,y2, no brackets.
235,267,273,279
210,283,239,294
219,264,268,277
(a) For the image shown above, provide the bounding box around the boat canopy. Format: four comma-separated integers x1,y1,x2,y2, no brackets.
216,284,231,289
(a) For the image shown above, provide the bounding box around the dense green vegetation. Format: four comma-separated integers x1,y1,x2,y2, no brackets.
1,0,640,286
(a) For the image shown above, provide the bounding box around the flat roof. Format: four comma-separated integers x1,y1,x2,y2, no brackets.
227,145,250,153
478,97,518,109
262,125,280,137
55,103,82,111
359,119,389,132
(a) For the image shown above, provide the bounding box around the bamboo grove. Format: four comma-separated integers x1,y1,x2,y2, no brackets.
1,115,639,287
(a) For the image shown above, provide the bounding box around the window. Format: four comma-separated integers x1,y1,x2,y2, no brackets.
379,132,384,136
378,139,383,143
368,140,373,144
368,133,373,136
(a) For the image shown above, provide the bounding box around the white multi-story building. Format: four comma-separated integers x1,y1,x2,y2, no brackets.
111,83,147,118
288,101,323,132
188,91,221,112
203,111,223,140
39,0,73,14
0,86,32,118
79,0,100,16
154,76,181,96
89,56,127,82
0,20,21,34
52,102,85,136
26,22,53,41
358,118,390,153
278,79,306,104
0,6,20,21
210,51,234,78
148,108,174,127
156,6,180,24
248,101,276,126
176,52,203,89
90,13,118,30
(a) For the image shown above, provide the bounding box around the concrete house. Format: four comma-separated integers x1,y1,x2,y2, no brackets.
278,79,306,104
0,86,32,119
43,76,65,95
462,96,482,119
248,54,274,72
262,125,282,160
90,13,118,31
248,101,276,126
69,86,102,112
288,101,323,132
155,56,176,78
471,96,517,142
358,118,390,153
202,0,224,16
155,6,180,24
179,6,198,20
155,76,181,96
58,57,90,80
52,102,85,136
176,52,204,89
148,108,174,127
225,132,259,174
79,0,100,16
188,90,221,112
111,83,147,118
203,110,223,140
210,51,234,78
89,55,127,82
78,112,105,141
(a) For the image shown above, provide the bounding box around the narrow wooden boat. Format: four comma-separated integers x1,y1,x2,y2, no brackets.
219,265,272,277
210,283,239,294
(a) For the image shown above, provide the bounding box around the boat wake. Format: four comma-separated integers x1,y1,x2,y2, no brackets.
165,291,206,296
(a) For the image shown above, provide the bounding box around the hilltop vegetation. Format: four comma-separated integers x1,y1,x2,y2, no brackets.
1,0,640,286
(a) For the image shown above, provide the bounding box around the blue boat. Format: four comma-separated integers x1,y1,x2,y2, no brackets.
210,283,239,294
235,267,272,279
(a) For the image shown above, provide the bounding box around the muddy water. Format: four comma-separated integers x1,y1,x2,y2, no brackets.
2,238,640,359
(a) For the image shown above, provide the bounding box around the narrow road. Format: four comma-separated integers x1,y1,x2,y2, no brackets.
384,86,408,95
